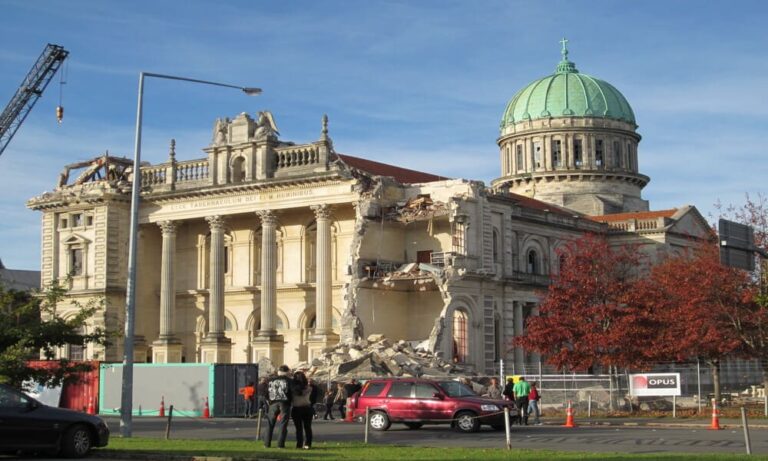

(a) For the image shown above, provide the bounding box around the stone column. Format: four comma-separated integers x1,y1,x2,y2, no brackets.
206,215,227,339
152,221,183,363
306,205,339,360
251,210,284,364
257,210,278,335
200,215,231,363
312,204,332,334
158,221,177,339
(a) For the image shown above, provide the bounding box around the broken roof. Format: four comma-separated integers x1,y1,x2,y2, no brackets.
587,209,678,223
335,153,450,184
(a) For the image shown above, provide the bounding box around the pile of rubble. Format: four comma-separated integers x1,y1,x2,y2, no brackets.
267,334,476,381
385,195,450,223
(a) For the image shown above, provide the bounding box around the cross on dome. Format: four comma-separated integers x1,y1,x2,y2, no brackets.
560,37,569,61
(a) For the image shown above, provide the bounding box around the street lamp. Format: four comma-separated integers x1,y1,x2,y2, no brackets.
121,72,260,437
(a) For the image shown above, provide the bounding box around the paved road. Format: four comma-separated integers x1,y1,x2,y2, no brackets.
97,416,768,455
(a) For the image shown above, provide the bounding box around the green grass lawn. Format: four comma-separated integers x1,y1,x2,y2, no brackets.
97,437,767,461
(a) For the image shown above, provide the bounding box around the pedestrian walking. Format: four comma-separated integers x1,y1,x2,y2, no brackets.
513,377,531,425
528,381,542,425
256,377,269,417
485,377,503,400
291,371,314,450
263,365,293,448
238,381,255,418
322,387,335,420
334,382,348,419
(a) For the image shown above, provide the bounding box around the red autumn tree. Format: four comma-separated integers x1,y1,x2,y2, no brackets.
642,244,749,404
714,193,768,395
515,234,658,373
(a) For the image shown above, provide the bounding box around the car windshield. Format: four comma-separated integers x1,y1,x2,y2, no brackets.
436,381,477,397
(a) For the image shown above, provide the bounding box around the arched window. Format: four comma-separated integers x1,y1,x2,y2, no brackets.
231,156,246,183
527,249,539,274
452,309,469,363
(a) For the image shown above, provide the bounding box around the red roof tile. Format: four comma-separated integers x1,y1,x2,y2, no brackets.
501,192,579,217
335,154,449,184
587,209,678,222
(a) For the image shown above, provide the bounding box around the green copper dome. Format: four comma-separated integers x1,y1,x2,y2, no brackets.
501,43,636,127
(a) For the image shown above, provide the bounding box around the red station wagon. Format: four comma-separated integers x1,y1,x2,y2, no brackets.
347,378,517,432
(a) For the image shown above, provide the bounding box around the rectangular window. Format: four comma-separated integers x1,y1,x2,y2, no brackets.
573,139,583,167
70,248,83,276
613,141,622,168
71,213,83,227
533,141,542,170
86,215,94,227
627,143,633,170
69,344,84,361
60,218,68,229
551,139,562,167
387,382,413,398
362,382,387,397
414,383,439,399
596,139,604,167
452,221,466,255
516,144,523,171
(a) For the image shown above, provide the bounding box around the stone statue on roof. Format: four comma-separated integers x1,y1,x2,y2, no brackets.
213,117,229,145
254,111,279,141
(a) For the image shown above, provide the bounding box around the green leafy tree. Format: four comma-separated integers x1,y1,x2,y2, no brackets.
0,279,109,388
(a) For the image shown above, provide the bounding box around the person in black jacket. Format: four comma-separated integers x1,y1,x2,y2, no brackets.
263,365,293,448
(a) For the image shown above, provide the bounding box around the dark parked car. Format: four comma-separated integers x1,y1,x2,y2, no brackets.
347,378,517,432
0,383,109,457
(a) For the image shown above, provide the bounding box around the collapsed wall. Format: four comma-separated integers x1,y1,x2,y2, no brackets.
289,334,475,381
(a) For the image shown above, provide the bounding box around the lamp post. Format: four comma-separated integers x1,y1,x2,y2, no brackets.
120,72,260,437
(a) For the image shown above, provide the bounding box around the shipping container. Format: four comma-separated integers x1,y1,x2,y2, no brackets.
99,363,257,417
27,360,100,413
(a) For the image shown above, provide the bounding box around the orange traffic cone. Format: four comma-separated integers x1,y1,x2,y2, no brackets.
202,397,211,419
159,396,165,418
563,400,576,428
86,397,95,415
708,398,722,430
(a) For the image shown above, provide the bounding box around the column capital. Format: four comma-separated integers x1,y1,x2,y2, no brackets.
157,220,178,235
311,204,333,220
205,215,228,231
256,210,279,226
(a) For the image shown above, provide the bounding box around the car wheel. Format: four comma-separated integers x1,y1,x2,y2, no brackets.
368,411,391,431
404,422,423,430
455,411,480,433
60,424,93,458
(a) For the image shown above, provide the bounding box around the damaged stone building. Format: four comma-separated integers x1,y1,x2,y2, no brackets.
27,47,710,374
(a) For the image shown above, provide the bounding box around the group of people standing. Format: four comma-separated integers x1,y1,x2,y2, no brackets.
238,366,363,449
499,376,541,425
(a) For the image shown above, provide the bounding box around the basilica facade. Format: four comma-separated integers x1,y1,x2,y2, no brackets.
28,46,710,374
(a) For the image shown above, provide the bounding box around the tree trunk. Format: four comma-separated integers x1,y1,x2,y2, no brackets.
710,360,721,406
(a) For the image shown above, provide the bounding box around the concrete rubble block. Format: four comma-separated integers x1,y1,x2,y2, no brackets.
367,334,385,342
392,352,411,366
311,358,325,367
348,348,364,360
258,357,275,375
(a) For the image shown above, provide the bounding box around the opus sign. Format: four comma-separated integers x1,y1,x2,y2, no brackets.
629,373,681,397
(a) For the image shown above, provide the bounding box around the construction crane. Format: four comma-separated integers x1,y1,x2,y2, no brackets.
0,43,69,158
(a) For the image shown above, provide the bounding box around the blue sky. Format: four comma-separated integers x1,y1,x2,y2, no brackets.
1,0,767,270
